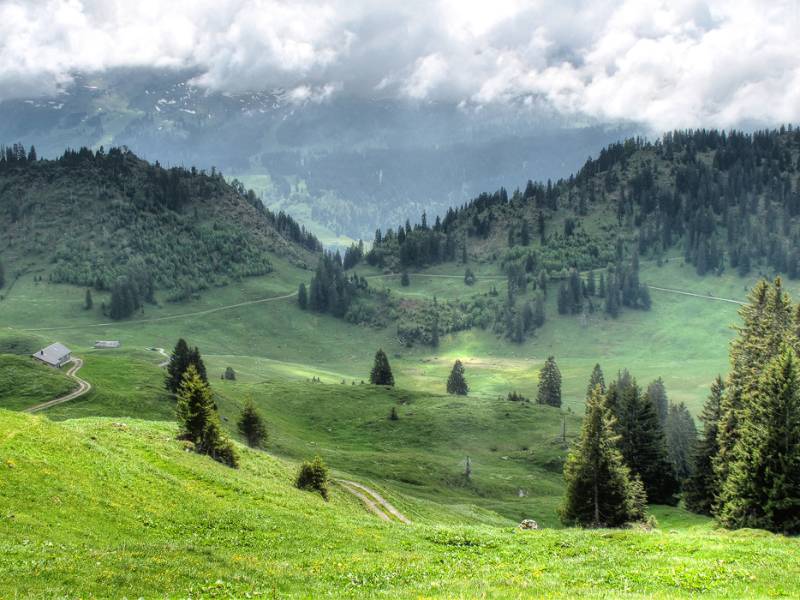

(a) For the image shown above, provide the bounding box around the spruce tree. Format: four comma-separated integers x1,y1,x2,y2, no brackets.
561,385,646,527
618,379,680,505
297,282,308,309
685,376,724,515
370,349,395,386
587,364,606,398
165,338,191,393
176,365,238,468
717,347,800,533
401,270,410,286
447,360,469,395
647,378,669,427
176,364,213,442
84,288,93,310
238,399,267,448
664,402,697,482
715,278,794,500
537,356,562,407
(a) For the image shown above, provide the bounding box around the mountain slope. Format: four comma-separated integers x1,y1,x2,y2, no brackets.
0,68,637,240
0,146,320,302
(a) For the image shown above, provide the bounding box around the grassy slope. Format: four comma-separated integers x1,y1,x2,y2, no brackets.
0,255,780,415
0,355,76,411
2,409,799,598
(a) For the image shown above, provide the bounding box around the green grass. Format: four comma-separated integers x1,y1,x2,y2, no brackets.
212,379,580,526
3,409,799,598
0,354,76,411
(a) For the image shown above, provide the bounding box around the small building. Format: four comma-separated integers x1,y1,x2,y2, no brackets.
94,340,121,349
33,343,72,368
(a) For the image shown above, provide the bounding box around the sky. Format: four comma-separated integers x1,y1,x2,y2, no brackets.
1,0,799,131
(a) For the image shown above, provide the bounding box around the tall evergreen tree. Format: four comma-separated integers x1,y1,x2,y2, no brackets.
664,402,697,482
166,339,191,393
370,349,395,386
176,365,215,442
647,378,669,427
561,384,647,527
617,379,680,505
176,365,238,468
715,278,794,500
297,282,308,309
685,376,724,515
165,339,207,393
84,288,93,310
717,347,800,533
446,360,469,395
587,364,606,398
537,356,562,408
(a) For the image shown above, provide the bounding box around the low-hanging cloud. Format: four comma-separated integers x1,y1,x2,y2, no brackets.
1,0,799,130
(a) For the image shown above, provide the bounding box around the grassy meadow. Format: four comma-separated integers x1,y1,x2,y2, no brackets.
2,254,800,597
2,409,799,598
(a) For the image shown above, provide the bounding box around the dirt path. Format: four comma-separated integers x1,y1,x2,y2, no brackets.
149,347,170,367
336,479,411,524
645,285,745,306
22,291,298,333
24,358,91,413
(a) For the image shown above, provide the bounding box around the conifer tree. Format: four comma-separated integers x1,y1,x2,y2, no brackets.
664,402,697,482
176,365,214,442
618,379,680,505
176,365,238,467
370,349,395,386
401,270,410,286
717,347,800,533
537,356,562,407
0,258,4,289
561,385,646,527
297,282,308,309
84,288,93,310
165,339,207,393
446,360,469,395
685,376,724,515
587,364,606,398
166,339,191,393
647,378,669,426
715,278,794,497
238,399,267,448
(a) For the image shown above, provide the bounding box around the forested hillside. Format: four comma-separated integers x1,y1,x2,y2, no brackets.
0,145,320,312
370,127,800,275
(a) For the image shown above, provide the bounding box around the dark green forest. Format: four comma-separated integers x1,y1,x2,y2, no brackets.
0,144,321,317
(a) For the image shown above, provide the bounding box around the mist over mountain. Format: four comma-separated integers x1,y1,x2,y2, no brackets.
0,68,636,240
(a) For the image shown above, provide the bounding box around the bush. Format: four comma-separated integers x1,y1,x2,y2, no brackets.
295,456,329,500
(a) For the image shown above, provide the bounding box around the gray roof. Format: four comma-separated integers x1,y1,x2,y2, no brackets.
33,342,71,366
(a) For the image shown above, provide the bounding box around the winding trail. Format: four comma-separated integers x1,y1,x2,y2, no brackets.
24,358,91,413
645,285,745,306
336,479,411,524
22,292,298,332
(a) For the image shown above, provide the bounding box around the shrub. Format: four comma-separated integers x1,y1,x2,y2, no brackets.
295,456,329,500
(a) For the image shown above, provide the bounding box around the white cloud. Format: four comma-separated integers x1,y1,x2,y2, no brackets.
1,0,799,130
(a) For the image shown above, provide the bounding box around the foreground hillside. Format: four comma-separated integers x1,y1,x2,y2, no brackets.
2,409,798,598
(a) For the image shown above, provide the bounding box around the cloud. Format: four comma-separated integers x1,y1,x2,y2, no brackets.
1,0,799,130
